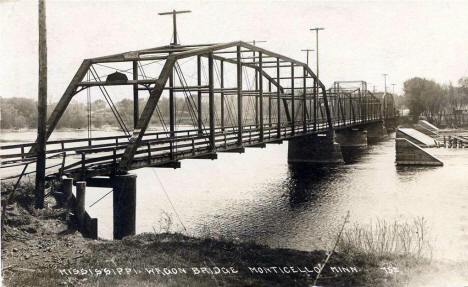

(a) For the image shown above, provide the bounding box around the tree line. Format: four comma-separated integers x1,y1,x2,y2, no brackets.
0,96,197,130
0,94,265,130
400,77,468,124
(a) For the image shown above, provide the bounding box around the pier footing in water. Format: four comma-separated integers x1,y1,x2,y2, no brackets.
366,122,388,143
335,128,368,148
112,173,137,240
287,133,344,164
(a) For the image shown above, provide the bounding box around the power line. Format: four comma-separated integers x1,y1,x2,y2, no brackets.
150,168,187,232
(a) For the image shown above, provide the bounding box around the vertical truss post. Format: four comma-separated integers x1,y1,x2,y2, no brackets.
375,98,377,120
197,55,202,134
220,60,225,132
373,97,375,120
237,46,243,145
366,92,369,121
169,62,175,159
290,63,295,135
358,88,362,122
118,58,175,170
169,66,175,136
376,98,378,120
303,66,307,132
259,52,264,141
341,94,346,124
208,53,215,151
268,82,272,128
337,93,341,125
254,54,259,128
133,61,139,129
379,98,382,120
314,78,317,131
276,58,281,138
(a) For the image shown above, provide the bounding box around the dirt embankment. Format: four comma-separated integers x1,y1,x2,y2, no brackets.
0,183,438,287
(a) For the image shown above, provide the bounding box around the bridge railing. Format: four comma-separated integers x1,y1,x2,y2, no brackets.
59,120,334,178
0,123,276,163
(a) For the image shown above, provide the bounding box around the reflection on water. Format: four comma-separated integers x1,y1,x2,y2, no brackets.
341,147,368,163
83,134,468,262
287,164,340,208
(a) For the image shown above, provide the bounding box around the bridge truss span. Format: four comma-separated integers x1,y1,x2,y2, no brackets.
1,42,397,180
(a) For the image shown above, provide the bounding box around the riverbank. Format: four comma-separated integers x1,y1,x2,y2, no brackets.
4,181,465,287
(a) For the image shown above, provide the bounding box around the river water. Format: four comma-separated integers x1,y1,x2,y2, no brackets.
2,129,468,262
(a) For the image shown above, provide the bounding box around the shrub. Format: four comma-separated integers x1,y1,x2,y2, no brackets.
337,217,432,259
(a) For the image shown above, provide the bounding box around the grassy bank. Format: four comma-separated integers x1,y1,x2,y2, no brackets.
0,181,454,287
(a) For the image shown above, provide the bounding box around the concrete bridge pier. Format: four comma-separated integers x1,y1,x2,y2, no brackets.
384,118,398,132
112,173,137,240
335,128,368,149
287,133,344,164
366,122,388,143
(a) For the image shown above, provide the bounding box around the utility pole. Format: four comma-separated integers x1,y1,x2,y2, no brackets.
300,49,314,66
310,27,324,135
250,40,267,46
158,9,191,155
382,73,388,94
392,83,396,95
310,28,324,81
158,9,191,45
249,40,267,65
36,0,47,209
248,40,267,63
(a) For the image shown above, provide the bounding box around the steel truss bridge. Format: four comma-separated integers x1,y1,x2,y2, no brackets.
1,41,397,181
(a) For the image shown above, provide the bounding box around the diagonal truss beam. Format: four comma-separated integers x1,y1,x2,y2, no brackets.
29,60,91,155
117,57,176,170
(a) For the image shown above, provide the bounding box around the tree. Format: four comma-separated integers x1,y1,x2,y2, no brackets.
403,77,426,118
457,77,468,109
403,77,446,121
458,77,468,88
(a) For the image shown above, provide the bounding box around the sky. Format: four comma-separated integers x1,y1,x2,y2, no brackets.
1,0,468,103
